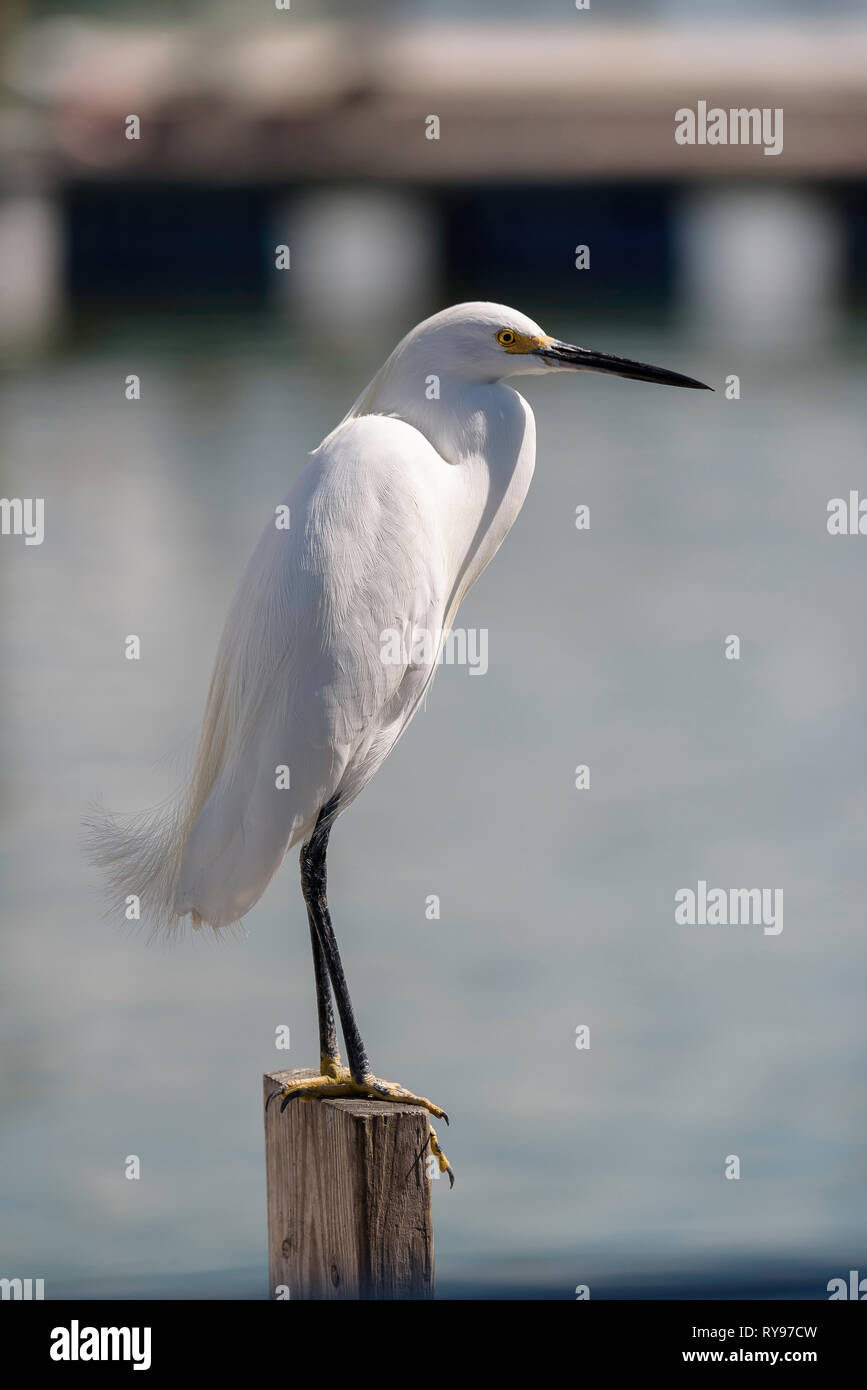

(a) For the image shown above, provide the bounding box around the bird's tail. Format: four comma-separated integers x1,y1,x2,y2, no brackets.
84,653,241,939
83,792,195,939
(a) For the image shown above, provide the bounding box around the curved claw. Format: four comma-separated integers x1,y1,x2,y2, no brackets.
280,1088,310,1112
428,1123,455,1190
266,1087,284,1112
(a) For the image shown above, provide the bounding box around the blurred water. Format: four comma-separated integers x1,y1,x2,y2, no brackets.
1,313,866,1298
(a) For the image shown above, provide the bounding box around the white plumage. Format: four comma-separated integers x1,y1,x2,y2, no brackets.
90,301,707,934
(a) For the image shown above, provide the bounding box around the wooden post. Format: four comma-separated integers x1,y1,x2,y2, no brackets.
264,1067,435,1300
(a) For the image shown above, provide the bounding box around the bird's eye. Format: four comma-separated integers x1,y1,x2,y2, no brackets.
497,329,516,346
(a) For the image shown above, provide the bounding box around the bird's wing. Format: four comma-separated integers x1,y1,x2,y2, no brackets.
174,414,452,928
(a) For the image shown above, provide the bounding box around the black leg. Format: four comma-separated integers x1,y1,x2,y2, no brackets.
305,902,341,1070
300,804,372,1084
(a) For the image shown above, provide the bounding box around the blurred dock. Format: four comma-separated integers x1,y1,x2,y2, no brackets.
2,20,867,184
0,18,865,358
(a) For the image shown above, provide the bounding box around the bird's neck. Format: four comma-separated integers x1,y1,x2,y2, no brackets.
350,356,516,466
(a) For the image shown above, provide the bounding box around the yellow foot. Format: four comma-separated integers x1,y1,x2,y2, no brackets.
265,1071,454,1186
320,1053,351,1082
266,1071,448,1121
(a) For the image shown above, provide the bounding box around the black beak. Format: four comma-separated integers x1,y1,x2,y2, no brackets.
534,340,712,390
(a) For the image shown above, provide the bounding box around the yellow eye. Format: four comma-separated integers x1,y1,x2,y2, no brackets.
497,329,516,346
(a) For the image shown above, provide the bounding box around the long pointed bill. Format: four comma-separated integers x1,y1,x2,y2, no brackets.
534,340,712,390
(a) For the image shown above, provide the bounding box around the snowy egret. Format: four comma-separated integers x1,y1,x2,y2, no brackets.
92,302,709,1183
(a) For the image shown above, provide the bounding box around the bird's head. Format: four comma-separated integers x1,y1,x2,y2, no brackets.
402,301,712,391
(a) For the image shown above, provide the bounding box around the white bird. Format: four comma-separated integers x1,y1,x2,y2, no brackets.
91,302,709,1181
